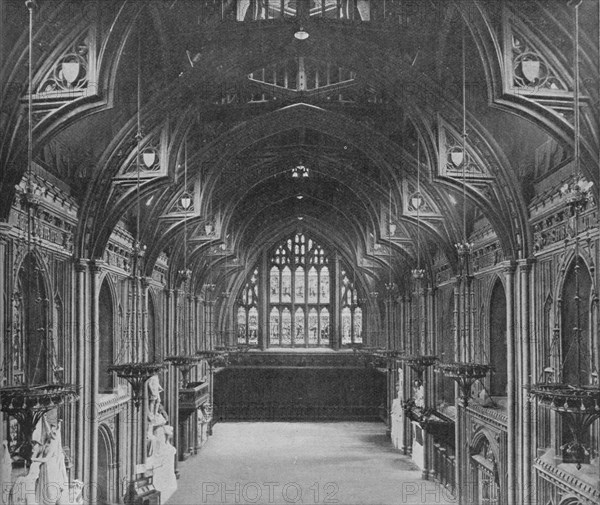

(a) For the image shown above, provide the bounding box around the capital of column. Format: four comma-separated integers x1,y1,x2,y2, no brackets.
141,277,151,289
74,258,89,273
517,257,536,272
89,260,104,275
165,288,174,299
501,260,517,276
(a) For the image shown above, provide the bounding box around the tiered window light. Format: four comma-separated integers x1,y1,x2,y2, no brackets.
436,23,492,406
0,0,78,466
528,0,600,470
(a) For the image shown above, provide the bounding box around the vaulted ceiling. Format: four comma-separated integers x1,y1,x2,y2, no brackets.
1,0,598,297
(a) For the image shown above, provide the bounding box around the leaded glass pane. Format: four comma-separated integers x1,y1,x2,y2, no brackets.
308,309,319,344
281,267,292,303
295,267,305,303
281,308,292,345
320,266,329,302
354,308,363,344
248,307,258,344
270,308,280,345
237,307,246,344
270,266,280,303
268,233,334,348
295,308,305,345
341,307,352,344
308,267,318,303
320,308,330,344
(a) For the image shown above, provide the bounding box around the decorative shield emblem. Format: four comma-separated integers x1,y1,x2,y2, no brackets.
450,148,464,168
410,193,423,211
522,59,541,83
61,60,80,84
142,150,156,169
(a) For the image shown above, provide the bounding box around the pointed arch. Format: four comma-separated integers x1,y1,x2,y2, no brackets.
489,279,507,396
99,278,115,393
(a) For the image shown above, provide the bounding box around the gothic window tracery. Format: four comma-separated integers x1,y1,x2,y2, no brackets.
340,269,362,346
269,233,330,347
237,268,259,346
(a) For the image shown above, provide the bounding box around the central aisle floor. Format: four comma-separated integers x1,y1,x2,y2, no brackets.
166,422,455,505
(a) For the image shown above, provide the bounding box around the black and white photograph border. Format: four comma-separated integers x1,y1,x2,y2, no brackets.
0,1,599,504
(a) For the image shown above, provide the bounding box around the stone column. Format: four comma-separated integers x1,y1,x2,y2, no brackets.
504,263,516,505
425,285,437,481
332,255,341,349
140,277,151,467
453,275,466,505
194,296,200,363
518,259,533,504
88,261,103,505
0,225,11,447
74,259,88,481
401,296,412,455
260,251,268,349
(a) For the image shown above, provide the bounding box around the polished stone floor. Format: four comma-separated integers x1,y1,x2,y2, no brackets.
166,422,455,505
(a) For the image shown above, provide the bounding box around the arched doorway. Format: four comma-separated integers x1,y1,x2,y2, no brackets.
97,424,117,505
99,280,114,393
489,280,507,397
470,435,500,505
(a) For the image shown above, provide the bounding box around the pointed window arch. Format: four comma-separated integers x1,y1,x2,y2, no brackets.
268,233,331,347
237,268,259,346
339,268,363,346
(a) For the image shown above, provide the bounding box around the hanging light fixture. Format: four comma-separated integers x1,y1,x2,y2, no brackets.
436,22,492,407
294,27,309,40
529,0,599,470
166,135,202,386
400,137,438,386
0,0,78,466
108,24,165,409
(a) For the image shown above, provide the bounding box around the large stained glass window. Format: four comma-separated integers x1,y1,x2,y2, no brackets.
340,269,362,345
237,268,259,346
235,0,371,21
269,233,330,347
235,237,364,347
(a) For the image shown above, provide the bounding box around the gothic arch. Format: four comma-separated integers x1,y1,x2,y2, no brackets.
97,423,118,505
98,277,116,392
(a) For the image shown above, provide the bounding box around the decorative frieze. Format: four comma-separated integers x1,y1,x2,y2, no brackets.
467,403,508,431
535,457,600,505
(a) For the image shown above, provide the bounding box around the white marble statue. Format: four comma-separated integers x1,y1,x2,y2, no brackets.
1,441,13,505
7,417,82,505
146,376,177,502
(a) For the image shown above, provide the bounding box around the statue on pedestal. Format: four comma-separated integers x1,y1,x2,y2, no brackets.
146,376,177,503
7,417,83,505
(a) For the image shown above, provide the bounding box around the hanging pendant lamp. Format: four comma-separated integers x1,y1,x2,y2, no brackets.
108,23,165,409
528,0,600,470
436,22,492,407
0,0,78,465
